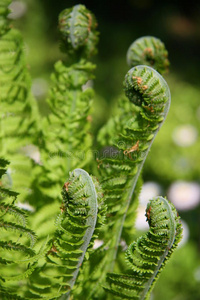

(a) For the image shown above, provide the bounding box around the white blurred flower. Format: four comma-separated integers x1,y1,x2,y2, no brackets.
8,1,27,19
1,168,12,189
194,266,200,282
196,106,200,121
93,239,104,250
31,78,48,99
178,219,189,247
139,182,162,206
22,144,41,164
135,182,162,231
168,181,200,210
172,124,198,147
17,202,35,212
82,80,93,91
120,239,128,251
135,205,149,231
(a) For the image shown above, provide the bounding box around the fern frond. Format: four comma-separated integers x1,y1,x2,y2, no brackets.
0,202,27,226
30,5,99,210
0,158,42,297
0,1,40,199
127,36,169,74
0,286,24,300
94,65,171,297
0,220,36,247
105,197,182,299
29,168,104,300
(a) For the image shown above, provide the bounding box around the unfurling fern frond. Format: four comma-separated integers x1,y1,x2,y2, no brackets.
28,169,105,300
0,3,183,300
30,4,99,209
59,4,99,59
105,197,182,299
94,65,171,298
127,36,169,74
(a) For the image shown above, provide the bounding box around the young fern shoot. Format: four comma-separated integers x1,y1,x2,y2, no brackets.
28,169,105,300
30,4,99,209
98,65,171,274
105,197,182,299
0,3,184,300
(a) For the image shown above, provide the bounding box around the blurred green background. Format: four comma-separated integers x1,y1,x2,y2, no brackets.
10,0,200,299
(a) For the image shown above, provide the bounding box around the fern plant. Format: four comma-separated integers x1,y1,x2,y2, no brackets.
0,0,40,201
0,3,183,300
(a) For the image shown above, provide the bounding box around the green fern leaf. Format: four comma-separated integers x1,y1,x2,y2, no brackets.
94,65,171,298
105,196,182,299
29,168,104,300
0,1,40,200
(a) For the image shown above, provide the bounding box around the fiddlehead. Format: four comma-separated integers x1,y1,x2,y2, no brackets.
127,36,169,74
98,37,169,148
59,4,99,59
105,197,182,299
28,169,105,299
94,65,171,298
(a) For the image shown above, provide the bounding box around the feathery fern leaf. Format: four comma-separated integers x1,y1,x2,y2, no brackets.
30,5,99,210
0,0,40,200
0,158,42,298
28,168,104,300
94,65,171,298
104,196,182,299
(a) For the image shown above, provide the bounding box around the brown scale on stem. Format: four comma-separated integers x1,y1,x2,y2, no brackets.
146,206,152,221
63,181,70,192
143,105,155,113
47,244,58,256
132,76,142,85
60,203,65,213
143,47,153,56
123,140,139,159
142,85,148,91
87,13,92,33
96,158,102,169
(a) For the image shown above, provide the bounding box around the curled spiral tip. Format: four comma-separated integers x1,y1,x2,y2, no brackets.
58,4,99,58
145,197,182,246
127,36,170,74
124,65,171,118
